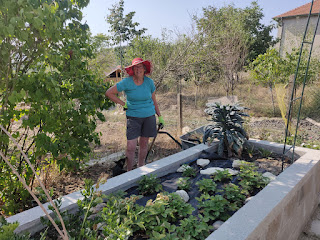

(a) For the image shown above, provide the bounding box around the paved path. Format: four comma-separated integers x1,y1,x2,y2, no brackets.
299,204,320,239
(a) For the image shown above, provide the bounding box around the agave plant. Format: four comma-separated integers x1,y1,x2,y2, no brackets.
203,102,249,157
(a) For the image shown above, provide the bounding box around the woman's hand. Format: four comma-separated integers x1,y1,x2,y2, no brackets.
158,116,165,129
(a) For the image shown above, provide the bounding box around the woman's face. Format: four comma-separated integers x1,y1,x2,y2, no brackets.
133,63,145,77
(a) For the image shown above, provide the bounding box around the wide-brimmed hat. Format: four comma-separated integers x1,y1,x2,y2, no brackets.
125,58,152,76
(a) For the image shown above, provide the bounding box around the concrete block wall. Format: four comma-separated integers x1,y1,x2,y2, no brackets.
208,140,320,240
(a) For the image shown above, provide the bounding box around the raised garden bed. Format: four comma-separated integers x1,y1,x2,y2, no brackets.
7,140,320,240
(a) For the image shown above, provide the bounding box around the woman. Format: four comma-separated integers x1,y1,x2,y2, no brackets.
105,58,164,171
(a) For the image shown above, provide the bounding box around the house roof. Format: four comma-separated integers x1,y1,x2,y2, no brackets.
105,65,122,77
274,0,320,19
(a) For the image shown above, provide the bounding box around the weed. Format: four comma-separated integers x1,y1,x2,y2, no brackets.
258,148,272,158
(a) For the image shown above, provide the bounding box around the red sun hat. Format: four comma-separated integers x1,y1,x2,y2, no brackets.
125,58,152,76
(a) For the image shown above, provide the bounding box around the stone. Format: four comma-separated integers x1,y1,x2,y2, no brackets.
197,158,210,168
177,164,192,173
91,203,107,214
227,168,239,176
182,126,191,134
309,219,320,237
200,167,224,175
212,220,224,230
245,196,253,204
175,190,189,202
232,160,247,169
263,172,276,181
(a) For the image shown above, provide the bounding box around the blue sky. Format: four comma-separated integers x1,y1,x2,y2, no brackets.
82,0,311,39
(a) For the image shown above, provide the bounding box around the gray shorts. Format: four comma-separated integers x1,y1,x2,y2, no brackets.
126,115,157,140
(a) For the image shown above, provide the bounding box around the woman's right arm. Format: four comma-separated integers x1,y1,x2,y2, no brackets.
105,85,126,106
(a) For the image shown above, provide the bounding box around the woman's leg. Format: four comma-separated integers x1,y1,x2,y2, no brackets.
138,137,149,167
126,138,138,171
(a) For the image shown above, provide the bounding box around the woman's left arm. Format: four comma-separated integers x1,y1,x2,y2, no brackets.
152,92,161,117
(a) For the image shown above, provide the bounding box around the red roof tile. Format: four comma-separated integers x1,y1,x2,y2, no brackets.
274,0,320,19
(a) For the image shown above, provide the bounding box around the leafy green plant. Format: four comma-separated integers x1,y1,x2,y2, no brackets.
203,103,249,157
220,183,246,209
182,167,197,177
174,215,213,240
212,169,233,182
177,177,191,191
197,194,231,222
0,216,31,240
238,162,270,195
196,178,218,195
140,193,190,237
258,148,272,158
100,193,144,240
138,174,163,195
0,0,113,216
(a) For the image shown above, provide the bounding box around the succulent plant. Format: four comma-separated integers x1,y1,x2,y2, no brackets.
203,102,249,157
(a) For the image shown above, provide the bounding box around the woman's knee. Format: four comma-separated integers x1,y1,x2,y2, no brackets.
139,137,149,149
127,139,137,152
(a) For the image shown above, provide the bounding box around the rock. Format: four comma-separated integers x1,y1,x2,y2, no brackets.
227,168,239,176
182,126,191,134
245,196,253,204
200,167,224,175
212,220,224,230
175,190,189,202
91,203,107,214
232,160,247,169
263,172,276,181
177,164,192,173
197,159,210,168
306,219,320,237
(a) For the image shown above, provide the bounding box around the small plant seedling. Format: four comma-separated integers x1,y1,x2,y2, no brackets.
177,177,191,191
196,178,217,194
138,174,163,195
238,163,269,195
258,148,272,158
212,169,233,182
220,183,246,208
182,166,197,177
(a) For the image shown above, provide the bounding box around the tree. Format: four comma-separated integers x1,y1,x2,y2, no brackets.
195,5,249,96
243,1,276,62
249,49,285,115
106,0,147,66
89,33,117,80
0,0,112,215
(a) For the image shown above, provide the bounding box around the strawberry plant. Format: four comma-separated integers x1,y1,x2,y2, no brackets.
203,103,249,157
196,178,218,195
177,177,191,191
238,162,270,195
197,194,231,222
220,183,246,209
138,174,163,195
182,166,197,177
212,169,233,182
174,215,213,240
